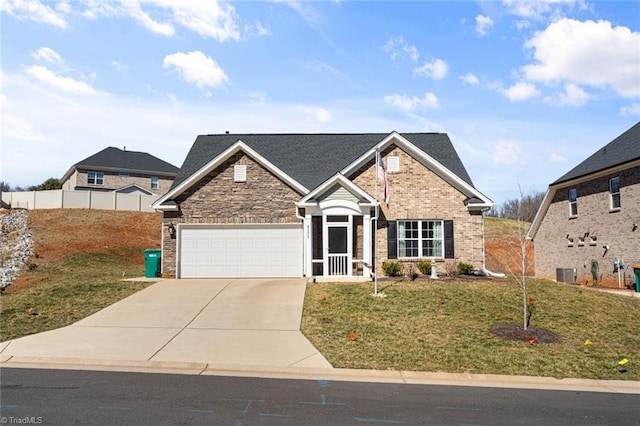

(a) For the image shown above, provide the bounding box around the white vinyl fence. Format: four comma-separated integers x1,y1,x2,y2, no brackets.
1,190,159,212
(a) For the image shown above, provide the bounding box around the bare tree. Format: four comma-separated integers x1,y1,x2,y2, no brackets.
511,188,534,330
487,190,544,223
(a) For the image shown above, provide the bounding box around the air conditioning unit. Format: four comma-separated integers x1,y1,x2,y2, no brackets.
556,268,577,283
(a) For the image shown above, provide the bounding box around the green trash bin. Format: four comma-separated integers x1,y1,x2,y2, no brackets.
144,249,162,278
633,264,640,293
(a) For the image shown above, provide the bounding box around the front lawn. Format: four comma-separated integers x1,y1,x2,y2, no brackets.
301,278,640,380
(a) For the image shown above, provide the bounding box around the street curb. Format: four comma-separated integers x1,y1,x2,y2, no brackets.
2,356,639,394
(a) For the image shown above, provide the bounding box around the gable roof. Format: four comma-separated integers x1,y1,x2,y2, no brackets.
528,121,640,239
553,121,640,185
170,133,475,192
154,132,492,210
61,147,179,182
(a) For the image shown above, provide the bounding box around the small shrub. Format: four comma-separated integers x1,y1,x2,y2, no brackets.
404,263,418,280
444,260,459,278
458,262,474,275
417,260,432,275
382,260,402,277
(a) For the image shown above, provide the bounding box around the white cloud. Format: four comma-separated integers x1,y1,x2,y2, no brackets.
31,47,63,64
286,0,323,30
502,0,588,21
111,61,128,70
155,0,239,41
460,73,480,85
245,20,271,37
555,83,590,107
0,91,44,142
384,92,439,111
523,18,640,98
0,0,68,29
166,93,179,109
404,44,419,62
382,35,419,62
247,91,267,105
25,65,103,95
549,152,567,163
163,51,229,91
74,0,240,41
620,103,640,117
302,106,332,123
475,14,493,36
121,0,175,37
502,81,540,102
413,59,448,80
492,140,523,165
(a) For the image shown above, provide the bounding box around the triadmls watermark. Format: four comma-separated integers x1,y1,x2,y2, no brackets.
1,417,44,425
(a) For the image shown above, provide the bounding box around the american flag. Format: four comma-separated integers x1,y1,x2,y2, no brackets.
377,151,389,206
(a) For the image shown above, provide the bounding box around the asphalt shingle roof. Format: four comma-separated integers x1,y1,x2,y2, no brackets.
553,121,640,185
171,133,475,191
73,147,179,175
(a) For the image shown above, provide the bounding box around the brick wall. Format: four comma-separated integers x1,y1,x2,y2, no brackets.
534,166,640,287
351,145,485,275
161,152,303,277
74,169,174,194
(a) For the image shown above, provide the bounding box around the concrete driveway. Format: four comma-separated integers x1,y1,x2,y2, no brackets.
0,279,332,370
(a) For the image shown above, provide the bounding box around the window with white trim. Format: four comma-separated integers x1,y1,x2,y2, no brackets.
569,188,577,216
387,156,400,173
151,176,159,189
398,220,443,258
234,165,247,182
88,171,104,185
609,177,621,209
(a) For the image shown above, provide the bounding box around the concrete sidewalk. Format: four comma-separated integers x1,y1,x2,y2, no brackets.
1,278,638,394
0,278,331,369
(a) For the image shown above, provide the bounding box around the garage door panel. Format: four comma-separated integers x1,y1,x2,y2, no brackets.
179,225,302,278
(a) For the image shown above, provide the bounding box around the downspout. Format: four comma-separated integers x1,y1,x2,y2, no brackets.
479,208,506,278
295,206,306,278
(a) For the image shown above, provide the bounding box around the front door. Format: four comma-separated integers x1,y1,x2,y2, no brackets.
328,224,350,276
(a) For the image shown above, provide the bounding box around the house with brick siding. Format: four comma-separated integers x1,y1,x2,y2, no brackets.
61,147,179,195
152,132,493,279
528,121,640,289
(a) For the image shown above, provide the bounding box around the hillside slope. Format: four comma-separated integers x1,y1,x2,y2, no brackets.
484,216,535,276
7,210,528,292
8,209,162,293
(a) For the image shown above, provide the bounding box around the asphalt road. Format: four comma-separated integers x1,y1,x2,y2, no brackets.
1,368,638,425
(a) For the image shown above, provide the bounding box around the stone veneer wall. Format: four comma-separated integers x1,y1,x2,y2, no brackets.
352,145,485,275
534,166,640,288
75,169,174,194
161,152,302,278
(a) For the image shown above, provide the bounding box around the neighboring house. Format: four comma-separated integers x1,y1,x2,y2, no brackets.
152,132,492,279
528,121,640,288
61,147,179,195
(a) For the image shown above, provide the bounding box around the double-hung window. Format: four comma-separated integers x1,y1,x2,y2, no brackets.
151,176,159,190
88,171,104,185
398,220,443,258
609,177,621,209
569,188,577,216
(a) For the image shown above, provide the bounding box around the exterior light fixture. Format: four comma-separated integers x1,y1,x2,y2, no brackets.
168,223,176,239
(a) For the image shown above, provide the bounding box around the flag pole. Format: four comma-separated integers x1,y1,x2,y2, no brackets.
374,149,379,296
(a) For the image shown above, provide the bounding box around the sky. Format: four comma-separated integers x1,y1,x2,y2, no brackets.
1,0,639,206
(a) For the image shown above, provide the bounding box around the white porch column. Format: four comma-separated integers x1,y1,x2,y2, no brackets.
304,213,313,278
363,211,372,277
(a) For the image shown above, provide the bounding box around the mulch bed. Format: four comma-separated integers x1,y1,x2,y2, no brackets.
490,323,560,343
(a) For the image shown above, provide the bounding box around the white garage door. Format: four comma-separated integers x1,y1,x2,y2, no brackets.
179,225,303,278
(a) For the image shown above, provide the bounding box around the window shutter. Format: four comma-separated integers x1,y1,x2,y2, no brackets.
387,221,397,260
444,220,454,259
